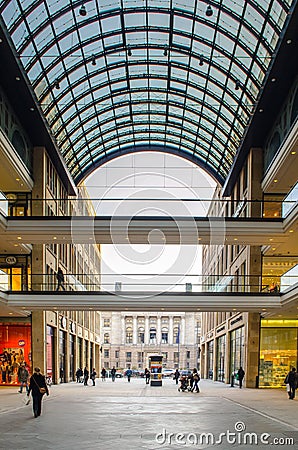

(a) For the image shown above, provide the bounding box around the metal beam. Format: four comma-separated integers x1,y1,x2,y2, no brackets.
2,291,281,312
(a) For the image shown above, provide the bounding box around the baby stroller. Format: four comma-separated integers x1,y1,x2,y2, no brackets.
178,376,191,392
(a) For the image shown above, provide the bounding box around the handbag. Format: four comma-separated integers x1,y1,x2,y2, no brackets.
32,375,47,394
286,383,291,393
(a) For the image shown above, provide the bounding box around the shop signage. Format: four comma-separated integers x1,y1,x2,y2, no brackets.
5,256,17,265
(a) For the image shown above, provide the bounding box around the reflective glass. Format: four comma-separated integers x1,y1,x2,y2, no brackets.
0,0,293,183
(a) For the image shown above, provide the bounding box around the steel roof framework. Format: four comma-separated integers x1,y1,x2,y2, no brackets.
0,0,293,184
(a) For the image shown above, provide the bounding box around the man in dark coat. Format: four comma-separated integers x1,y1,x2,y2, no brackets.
237,367,245,389
83,367,89,385
285,367,298,399
56,267,65,291
27,367,49,418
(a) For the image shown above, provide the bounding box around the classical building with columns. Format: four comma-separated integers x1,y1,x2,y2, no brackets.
101,312,201,371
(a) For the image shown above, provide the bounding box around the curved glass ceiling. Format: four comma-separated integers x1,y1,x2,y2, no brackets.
0,0,293,184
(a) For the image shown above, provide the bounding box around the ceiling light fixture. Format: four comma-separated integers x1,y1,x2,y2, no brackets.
91,54,96,66
79,3,87,16
206,5,213,16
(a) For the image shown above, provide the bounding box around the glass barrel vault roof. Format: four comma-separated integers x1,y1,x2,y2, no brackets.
0,0,294,184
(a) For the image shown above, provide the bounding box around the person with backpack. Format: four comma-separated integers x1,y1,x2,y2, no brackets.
191,368,200,393
126,368,132,382
17,362,29,394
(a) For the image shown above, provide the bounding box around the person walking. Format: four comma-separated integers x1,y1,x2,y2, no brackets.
56,267,65,291
111,366,116,382
75,367,83,383
101,367,106,381
90,368,97,386
191,368,200,393
145,368,150,385
174,369,180,385
126,368,132,382
83,367,89,386
17,362,29,394
237,367,245,389
27,367,49,418
285,367,298,399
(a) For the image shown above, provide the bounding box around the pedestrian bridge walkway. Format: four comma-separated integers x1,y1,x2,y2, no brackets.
0,289,283,312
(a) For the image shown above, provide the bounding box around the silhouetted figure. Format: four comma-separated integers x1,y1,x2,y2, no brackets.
83,367,89,386
111,367,116,382
90,368,97,386
174,369,180,385
145,368,150,384
285,367,298,400
237,367,245,389
27,367,49,418
56,267,65,291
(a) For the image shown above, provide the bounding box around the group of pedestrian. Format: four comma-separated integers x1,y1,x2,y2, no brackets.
176,368,200,393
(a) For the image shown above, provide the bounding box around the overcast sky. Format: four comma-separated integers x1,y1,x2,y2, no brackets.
85,152,216,293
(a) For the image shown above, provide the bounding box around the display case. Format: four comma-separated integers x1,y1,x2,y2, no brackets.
149,355,163,386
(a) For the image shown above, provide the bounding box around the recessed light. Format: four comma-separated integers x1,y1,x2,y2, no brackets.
14,244,18,247
259,108,264,113
269,238,273,241
271,78,276,82
234,238,238,241
30,107,35,112
273,179,278,183
291,151,296,155
17,236,22,240
53,236,57,240
198,237,202,241
262,308,267,311
286,39,292,44
289,230,294,233
16,76,21,81
9,312,13,315
272,248,276,251
16,178,20,181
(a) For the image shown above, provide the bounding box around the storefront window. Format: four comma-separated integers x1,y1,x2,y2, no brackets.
259,320,298,388
46,326,54,382
216,335,226,382
0,322,32,385
207,341,214,379
230,327,245,385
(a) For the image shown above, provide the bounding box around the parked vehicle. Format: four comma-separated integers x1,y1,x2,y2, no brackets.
162,369,175,378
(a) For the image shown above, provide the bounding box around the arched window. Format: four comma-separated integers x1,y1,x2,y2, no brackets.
126,327,133,344
149,327,156,344
104,333,109,344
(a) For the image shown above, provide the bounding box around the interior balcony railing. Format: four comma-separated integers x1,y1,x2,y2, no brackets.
0,273,296,294
0,198,294,219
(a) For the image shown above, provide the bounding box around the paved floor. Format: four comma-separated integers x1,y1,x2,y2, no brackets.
0,379,297,449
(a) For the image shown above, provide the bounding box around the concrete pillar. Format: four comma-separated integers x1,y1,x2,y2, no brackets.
169,317,173,344
212,338,217,381
133,316,137,345
225,331,231,385
157,316,161,345
145,316,149,344
245,313,261,388
31,311,46,373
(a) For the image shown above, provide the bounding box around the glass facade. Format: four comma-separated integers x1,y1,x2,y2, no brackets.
230,327,244,385
216,335,226,382
259,320,298,388
46,326,55,382
207,341,214,379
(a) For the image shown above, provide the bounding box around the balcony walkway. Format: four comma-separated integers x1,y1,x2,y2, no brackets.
0,215,288,245
0,290,281,312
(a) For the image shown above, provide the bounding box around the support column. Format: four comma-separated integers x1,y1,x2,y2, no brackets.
245,313,261,388
157,316,161,346
133,316,138,345
169,317,174,345
31,311,46,373
145,316,149,344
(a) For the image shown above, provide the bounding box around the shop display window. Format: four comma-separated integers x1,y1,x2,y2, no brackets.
0,323,32,385
259,321,298,388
